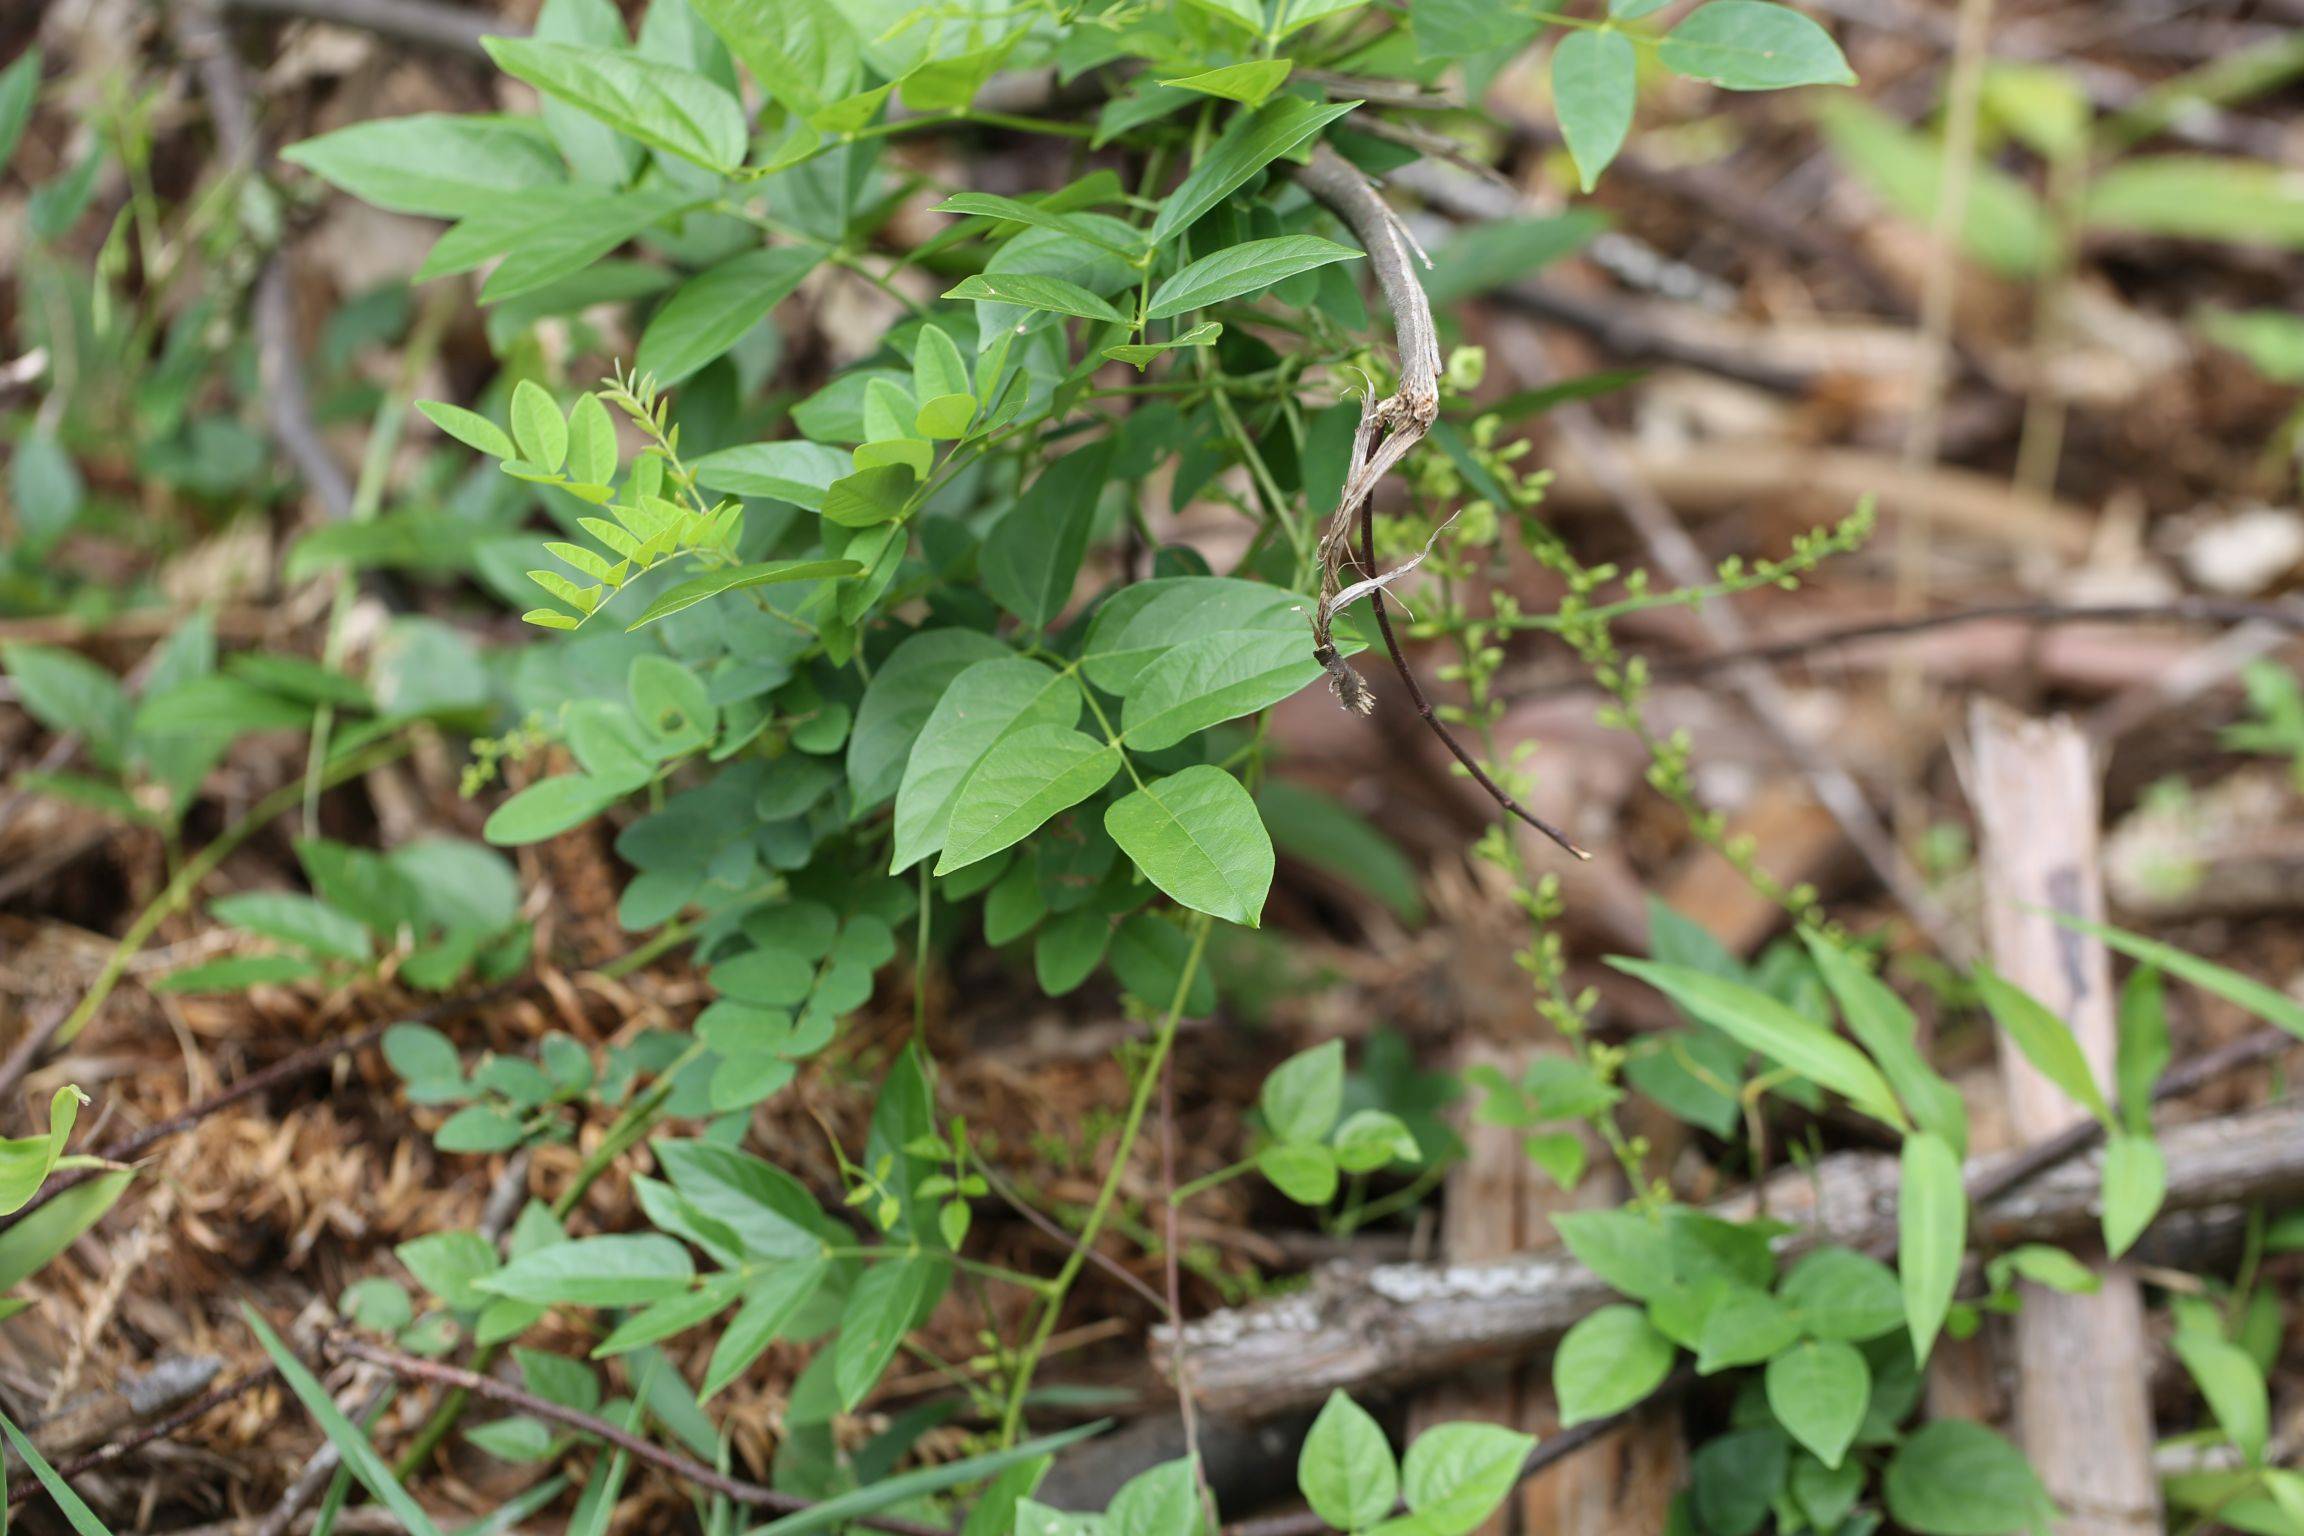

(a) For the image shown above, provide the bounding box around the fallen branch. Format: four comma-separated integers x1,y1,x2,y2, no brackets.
1158,1069,2302,1418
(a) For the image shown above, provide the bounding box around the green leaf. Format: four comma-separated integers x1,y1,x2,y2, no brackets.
702,1259,827,1399
910,323,974,440
1332,1109,1419,1174
482,37,748,172
2039,910,2304,1044
1108,1459,1202,1536
1257,1141,1338,1205
510,380,567,473
685,0,857,117
1690,1427,1788,1536
1034,910,1111,997
1150,96,1360,247
637,247,819,384
693,440,852,510
397,1229,499,1310
934,726,1123,875
2174,1331,2269,1463
0,49,40,178
934,192,1140,255
1898,1130,1965,1365
1299,1391,1398,1532
2086,156,2304,250
1656,1,1856,90
1987,1243,2098,1296
1885,1421,2053,1536
1105,322,1224,370
1973,964,2113,1127
848,629,1012,810
2114,966,2169,1136
155,954,323,994
209,892,372,962
1816,98,2052,277
566,393,618,487
1,1403,118,1535
942,273,1128,324
2101,1132,2165,1259
748,1423,1107,1536
1262,1040,1345,1144
821,463,917,528
982,439,1115,630
1400,1421,1537,1536
1413,0,1539,59
476,1233,695,1307
1778,1246,1903,1342
0,1167,130,1292
283,114,566,218
243,1305,448,1536
1765,1341,1868,1469
1081,577,1325,692
483,774,627,845
1162,60,1294,108
1256,779,1424,924
3,643,130,767
1553,30,1637,192
626,559,860,631
834,1255,942,1410
1147,236,1361,320
11,427,83,549
0,1087,83,1216
1120,629,1331,752
1607,958,1908,1129
1696,1286,1799,1373
1272,0,1365,37
1105,766,1273,927
1554,1304,1675,1426
1803,934,1968,1155
1426,212,1607,305
890,658,1078,874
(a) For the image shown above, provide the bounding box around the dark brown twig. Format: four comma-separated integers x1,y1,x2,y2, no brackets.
5,1369,278,1508
321,1333,952,1536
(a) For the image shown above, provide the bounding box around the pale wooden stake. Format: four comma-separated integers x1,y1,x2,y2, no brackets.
1968,700,2161,1535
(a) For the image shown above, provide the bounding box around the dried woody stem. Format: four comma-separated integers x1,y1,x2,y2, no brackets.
1296,147,1588,860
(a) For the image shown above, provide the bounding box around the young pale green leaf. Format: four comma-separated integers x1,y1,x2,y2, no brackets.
692,440,852,511
1105,766,1274,928
1261,1040,1344,1147
890,658,1078,874
1554,1304,1675,1426
1972,964,2113,1128
1147,235,1362,319
1765,1341,1868,1470
1332,1109,1418,1174
942,273,1128,324
1986,1244,2098,1297
1150,96,1360,247
911,324,974,439
566,393,617,486
243,1305,448,1536
935,726,1123,875
1552,30,1637,192
1257,1141,1339,1205
636,247,818,384
475,1233,695,1308
1898,1130,1965,1365
0,1087,83,1217
1400,1421,1538,1536
1161,60,1294,108
1607,958,1908,1129
483,773,627,845
1656,1,1856,90
1299,1391,1398,1531
0,1167,130,1292
1273,0,1365,36
2173,1331,2270,1463
981,439,1115,631
1778,1246,1903,1342
509,381,566,473
625,559,860,631
1885,1422,2052,1536
419,396,518,455
1107,1459,1201,1536
283,114,566,219
2101,1131,2165,1258
1802,933,1968,1155
481,37,749,172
